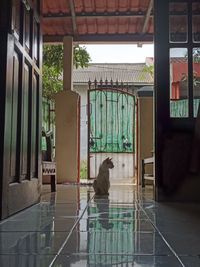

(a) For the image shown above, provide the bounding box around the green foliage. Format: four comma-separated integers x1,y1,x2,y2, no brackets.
42,65,63,99
74,45,91,68
193,48,200,63
140,64,154,81
80,160,87,179
43,44,91,99
43,44,64,72
142,64,154,78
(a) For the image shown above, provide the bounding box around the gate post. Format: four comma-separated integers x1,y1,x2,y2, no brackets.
136,87,154,186
55,36,80,183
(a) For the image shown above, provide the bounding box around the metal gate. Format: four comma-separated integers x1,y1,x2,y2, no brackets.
88,80,135,180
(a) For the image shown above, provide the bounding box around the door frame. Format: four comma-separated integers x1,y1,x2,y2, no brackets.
154,0,198,200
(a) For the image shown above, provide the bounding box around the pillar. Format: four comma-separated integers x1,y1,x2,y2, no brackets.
136,88,154,185
55,36,80,183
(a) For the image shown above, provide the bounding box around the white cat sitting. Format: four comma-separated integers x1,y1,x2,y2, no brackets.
93,158,114,195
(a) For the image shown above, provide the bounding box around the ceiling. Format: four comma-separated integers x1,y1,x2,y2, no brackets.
42,0,154,43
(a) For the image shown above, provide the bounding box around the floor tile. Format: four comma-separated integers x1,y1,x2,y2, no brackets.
0,184,200,266
159,231,200,255
53,254,182,267
0,254,55,267
0,218,78,232
0,231,70,254
9,203,86,220
78,218,155,232
180,256,200,267
87,207,148,220
61,231,173,256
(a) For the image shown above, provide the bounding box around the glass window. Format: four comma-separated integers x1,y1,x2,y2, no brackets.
25,8,31,50
193,3,200,43
33,20,39,61
193,48,200,117
12,0,21,38
170,48,188,117
169,3,188,43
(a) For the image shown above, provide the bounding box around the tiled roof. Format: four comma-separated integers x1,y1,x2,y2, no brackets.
42,0,153,43
73,63,154,84
170,57,188,63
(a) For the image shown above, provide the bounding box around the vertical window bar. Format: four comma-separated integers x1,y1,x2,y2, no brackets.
94,89,97,176
188,2,194,117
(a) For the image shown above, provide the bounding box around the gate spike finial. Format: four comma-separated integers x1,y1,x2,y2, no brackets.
110,79,113,86
120,81,124,91
126,82,129,92
105,78,108,85
88,79,91,89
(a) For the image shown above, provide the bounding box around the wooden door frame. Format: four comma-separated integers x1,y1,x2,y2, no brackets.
154,0,197,200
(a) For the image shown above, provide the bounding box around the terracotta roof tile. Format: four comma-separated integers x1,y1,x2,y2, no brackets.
42,0,154,43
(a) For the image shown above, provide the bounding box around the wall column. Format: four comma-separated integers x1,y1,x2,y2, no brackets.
55,36,80,183
136,88,154,186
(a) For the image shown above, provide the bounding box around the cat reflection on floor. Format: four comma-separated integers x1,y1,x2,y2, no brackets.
93,157,114,196
91,195,114,230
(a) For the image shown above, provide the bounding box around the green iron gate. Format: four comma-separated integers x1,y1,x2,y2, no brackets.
88,80,135,179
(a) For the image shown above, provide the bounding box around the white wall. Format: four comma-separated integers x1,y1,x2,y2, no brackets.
90,153,135,181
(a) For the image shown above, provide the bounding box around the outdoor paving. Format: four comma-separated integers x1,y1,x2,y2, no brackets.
0,184,200,266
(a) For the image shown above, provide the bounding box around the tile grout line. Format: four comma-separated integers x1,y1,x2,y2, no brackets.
48,193,95,267
137,201,185,267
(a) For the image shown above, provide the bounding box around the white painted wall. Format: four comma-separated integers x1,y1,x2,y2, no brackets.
90,153,135,181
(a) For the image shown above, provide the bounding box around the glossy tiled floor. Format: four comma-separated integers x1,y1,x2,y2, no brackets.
0,184,200,266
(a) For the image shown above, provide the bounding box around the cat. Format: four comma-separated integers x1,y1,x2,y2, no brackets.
93,157,114,195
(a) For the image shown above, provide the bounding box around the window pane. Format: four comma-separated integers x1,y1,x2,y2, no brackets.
33,20,39,61
193,3,200,43
12,0,21,38
169,3,188,43
25,8,31,50
170,48,188,118
193,48,200,117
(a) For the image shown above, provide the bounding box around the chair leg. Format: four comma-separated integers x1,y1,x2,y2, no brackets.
141,159,145,187
51,175,56,192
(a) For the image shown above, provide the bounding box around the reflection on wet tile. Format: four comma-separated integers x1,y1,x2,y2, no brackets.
9,203,86,220
0,218,78,232
41,185,90,204
61,231,173,256
0,184,199,267
0,231,70,254
54,254,182,267
87,199,148,221
0,254,55,267
78,218,155,232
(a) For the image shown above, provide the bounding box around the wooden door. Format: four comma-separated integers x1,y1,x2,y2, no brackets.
0,0,42,219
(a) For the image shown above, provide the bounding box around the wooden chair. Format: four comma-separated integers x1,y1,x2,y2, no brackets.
42,129,56,192
141,156,155,188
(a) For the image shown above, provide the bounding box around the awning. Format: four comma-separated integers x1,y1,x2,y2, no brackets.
42,0,154,43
